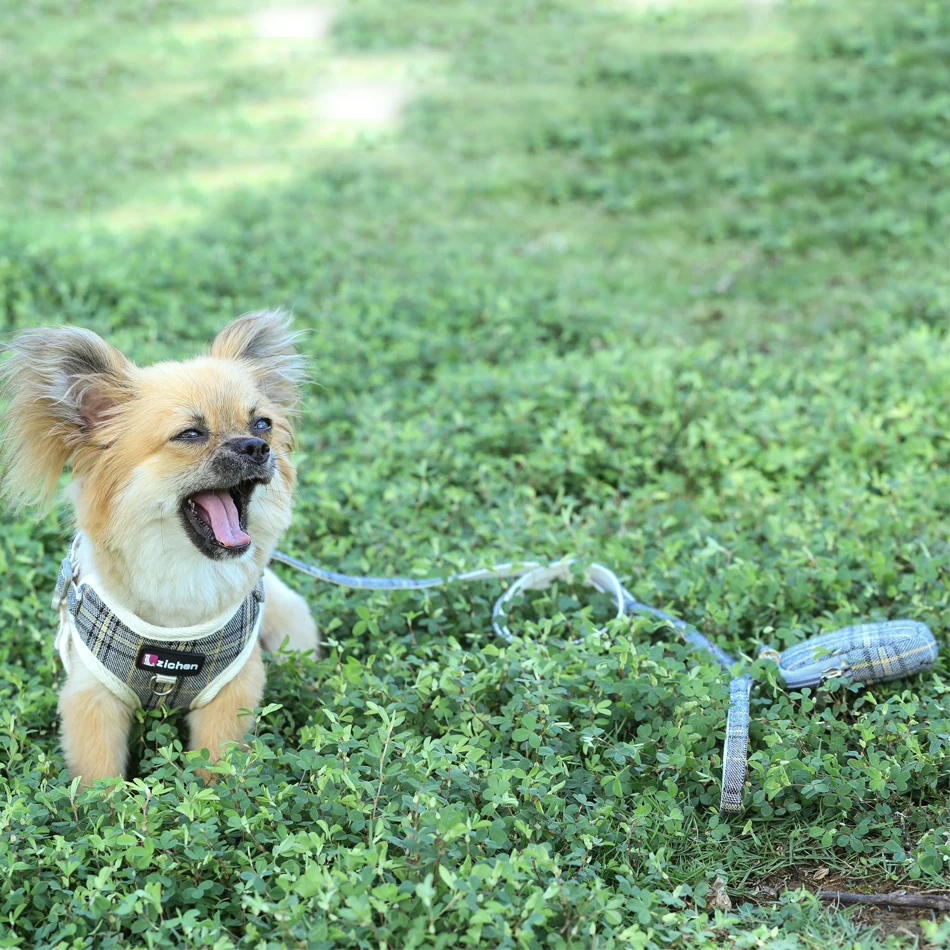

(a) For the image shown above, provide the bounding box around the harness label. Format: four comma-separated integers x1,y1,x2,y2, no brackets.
136,646,206,677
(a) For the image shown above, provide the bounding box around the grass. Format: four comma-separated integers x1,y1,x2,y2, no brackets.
0,0,948,947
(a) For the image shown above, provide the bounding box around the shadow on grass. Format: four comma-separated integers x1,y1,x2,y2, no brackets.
1,0,944,366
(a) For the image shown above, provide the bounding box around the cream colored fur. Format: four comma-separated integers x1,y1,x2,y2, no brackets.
0,310,320,786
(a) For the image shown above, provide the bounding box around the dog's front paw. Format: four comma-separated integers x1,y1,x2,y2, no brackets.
260,569,320,659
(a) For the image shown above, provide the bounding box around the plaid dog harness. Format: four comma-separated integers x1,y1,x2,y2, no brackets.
53,537,264,711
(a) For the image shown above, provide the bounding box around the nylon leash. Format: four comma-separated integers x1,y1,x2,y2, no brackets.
271,550,938,814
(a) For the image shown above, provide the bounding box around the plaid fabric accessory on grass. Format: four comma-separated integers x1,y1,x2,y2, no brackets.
55,551,264,712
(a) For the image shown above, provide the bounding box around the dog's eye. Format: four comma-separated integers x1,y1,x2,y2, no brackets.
173,427,207,442
251,417,272,432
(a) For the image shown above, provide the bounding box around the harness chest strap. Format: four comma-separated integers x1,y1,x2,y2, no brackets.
54,538,264,712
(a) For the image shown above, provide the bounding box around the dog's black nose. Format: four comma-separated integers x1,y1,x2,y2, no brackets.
226,438,270,464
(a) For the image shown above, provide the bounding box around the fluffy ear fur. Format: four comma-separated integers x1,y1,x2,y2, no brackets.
210,310,306,411
0,327,135,508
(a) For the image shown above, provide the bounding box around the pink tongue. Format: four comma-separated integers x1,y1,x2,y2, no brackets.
192,491,251,548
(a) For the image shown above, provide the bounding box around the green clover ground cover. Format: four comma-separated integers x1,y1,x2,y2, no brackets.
0,1,947,947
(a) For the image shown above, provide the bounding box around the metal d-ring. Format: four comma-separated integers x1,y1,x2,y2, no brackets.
149,674,177,699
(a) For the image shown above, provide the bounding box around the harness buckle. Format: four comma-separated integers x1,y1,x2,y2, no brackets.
57,538,84,613
66,577,83,611
56,568,83,634
149,674,178,700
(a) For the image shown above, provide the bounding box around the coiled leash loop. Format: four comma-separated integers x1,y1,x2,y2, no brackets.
272,550,938,814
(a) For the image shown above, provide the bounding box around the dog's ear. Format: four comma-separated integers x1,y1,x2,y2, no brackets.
210,309,306,411
0,327,136,508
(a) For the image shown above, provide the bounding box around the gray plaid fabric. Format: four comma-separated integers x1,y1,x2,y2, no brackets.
55,552,263,712
715,620,939,814
775,621,938,689
619,593,938,814
720,675,752,814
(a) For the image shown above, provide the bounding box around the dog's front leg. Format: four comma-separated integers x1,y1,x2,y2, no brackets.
187,644,266,781
259,569,320,659
59,659,134,787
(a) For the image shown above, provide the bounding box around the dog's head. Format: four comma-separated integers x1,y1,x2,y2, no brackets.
0,310,304,577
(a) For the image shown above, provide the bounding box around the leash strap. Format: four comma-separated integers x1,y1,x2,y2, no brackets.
271,550,938,814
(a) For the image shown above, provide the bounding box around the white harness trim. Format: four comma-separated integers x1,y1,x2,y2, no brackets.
54,537,264,711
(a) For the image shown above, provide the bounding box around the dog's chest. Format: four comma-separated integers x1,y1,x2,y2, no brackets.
55,548,265,711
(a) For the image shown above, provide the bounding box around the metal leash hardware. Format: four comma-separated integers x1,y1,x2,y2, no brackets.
54,535,84,613
53,537,85,660
148,674,178,702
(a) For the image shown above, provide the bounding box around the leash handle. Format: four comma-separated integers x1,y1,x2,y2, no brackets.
775,621,938,689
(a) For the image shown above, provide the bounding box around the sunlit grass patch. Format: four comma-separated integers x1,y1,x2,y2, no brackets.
0,0,443,226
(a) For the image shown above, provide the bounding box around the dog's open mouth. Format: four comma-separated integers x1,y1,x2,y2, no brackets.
179,479,260,559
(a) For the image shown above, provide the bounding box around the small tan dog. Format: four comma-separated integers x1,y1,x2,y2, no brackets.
0,310,319,785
